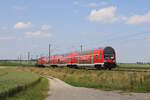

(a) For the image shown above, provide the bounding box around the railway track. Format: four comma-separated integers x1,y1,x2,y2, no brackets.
112,68,150,72
44,65,150,73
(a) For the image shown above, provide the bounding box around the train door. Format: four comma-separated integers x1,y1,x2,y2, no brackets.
58,58,60,64
93,50,101,64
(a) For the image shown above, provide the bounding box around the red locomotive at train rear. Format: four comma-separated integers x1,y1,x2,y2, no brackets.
37,46,116,69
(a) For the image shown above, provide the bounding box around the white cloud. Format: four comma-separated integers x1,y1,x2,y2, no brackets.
0,36,15,40
24,31,41,37
89,1,108,8
14,22,32,29
88,6,117,23
88,6,150,25
126,11,150,24
24,31,51,38
73,1,79,5
41,25,51,31
73,1,108,8
24,24,52,38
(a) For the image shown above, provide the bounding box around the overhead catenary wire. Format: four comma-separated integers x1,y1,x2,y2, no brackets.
42,30,150,56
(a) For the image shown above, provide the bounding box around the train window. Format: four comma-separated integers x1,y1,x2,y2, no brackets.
75,57,78,60
100,52,102,59
67,58,70,62
68,58,71,62
95,55,98,59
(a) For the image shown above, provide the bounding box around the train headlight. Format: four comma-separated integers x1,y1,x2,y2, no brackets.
111,57,114,59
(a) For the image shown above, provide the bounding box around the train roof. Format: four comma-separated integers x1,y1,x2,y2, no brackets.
39,46,114,58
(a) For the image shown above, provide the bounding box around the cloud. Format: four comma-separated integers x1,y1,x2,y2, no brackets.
88,6,117,23
89,1,108,8
14,22,32,29
24,31,51,38
24,31,41,37
126,11,150,24
41,25,51,31
73,1,108,8
88,6,150,25
24,24,52,38
0,36,15,40
73,1,79,5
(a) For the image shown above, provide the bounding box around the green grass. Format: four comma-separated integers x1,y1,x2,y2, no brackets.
117,63,150,69
0,68,42,99
0,60,36,67
6,77,49,100
17,67,150,93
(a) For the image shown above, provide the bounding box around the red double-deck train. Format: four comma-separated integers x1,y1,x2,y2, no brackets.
37,46,116,69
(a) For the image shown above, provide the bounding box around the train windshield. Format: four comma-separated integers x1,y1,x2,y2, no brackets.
104,47,115,60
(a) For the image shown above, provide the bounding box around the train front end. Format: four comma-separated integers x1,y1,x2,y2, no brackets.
104,46,116,69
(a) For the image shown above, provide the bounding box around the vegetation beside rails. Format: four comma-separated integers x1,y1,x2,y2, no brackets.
17,67,150,93
0,60,36,67
6,77,49,100
0,68,45,100
118,64,150,69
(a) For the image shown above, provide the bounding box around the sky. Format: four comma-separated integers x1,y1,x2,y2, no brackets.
0,0,150,63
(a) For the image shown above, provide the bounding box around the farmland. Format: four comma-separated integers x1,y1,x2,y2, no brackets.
118,63,150,69
16,66,150,93
0,60,36,67
0,68,49,100
0,63,149,100
6,77,49,100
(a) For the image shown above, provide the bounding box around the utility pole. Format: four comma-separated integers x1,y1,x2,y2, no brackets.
80,44,83,52
49,44,51,63
27,52,30,64
36,55,38,60
20,55,22,63
28,52,30,61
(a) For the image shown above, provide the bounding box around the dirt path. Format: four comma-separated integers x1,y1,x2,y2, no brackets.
46,77,150,100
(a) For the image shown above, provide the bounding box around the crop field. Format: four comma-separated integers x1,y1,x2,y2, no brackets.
16,66,150,93
0,60,36,67
118,63,150,69
6,77,49,100
115,64,150,72
0,68,49,100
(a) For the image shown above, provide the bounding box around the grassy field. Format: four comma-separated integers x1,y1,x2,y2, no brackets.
6,77,49,100
0,60,36,67
17,67,150,93
117,63,150,69
0,68,49,100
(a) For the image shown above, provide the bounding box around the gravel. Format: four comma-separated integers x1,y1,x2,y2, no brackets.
46,77,150,100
